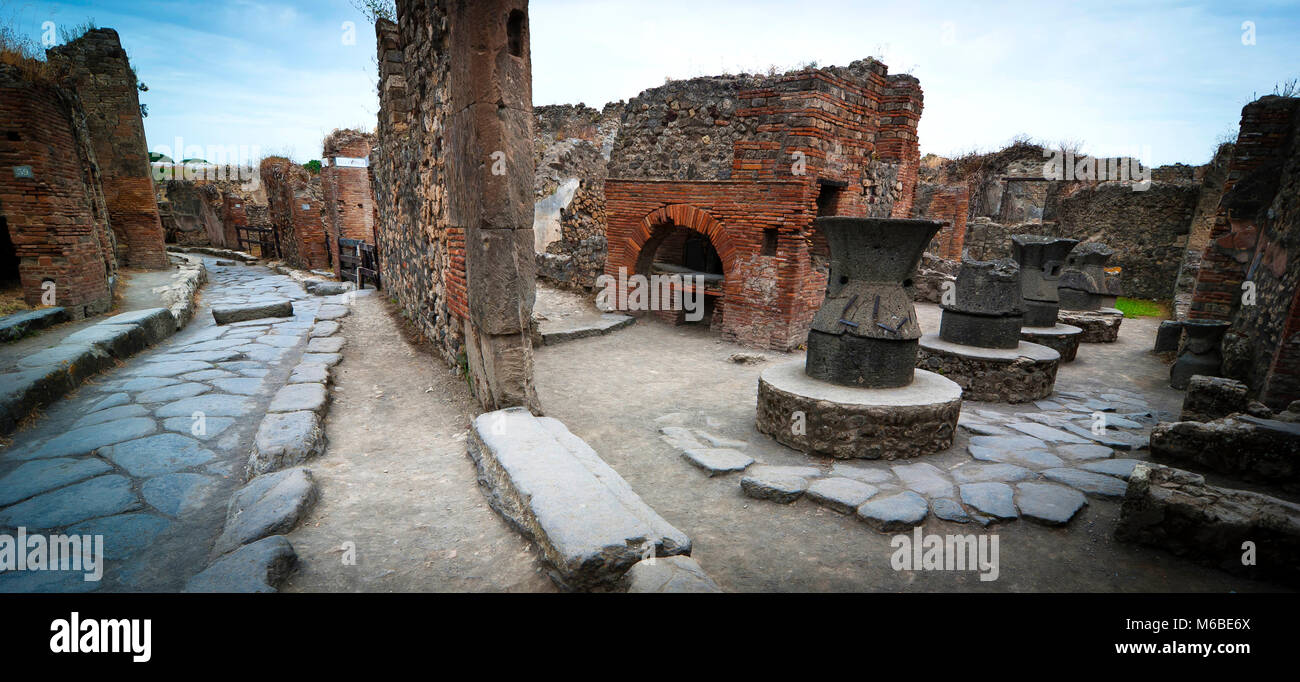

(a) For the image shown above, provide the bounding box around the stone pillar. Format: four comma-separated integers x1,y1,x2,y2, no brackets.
446,1,539,411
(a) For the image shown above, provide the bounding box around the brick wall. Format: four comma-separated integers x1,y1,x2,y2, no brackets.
605,179,829,350
912,183,968,259
260,157,329,270
48,28,166,269
0,64,115,318
604,59,923,349
1187,96,1300,407
321,129,376,277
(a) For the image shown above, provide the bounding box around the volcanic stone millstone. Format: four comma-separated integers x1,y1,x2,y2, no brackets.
1011,234,1078,325
805,217,941,388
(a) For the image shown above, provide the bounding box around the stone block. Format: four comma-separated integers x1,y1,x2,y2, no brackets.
211,300,294,324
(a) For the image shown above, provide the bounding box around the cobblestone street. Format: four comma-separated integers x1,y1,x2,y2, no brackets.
0,259,348,592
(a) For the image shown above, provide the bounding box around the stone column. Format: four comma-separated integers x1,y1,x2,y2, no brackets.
446,1,539,411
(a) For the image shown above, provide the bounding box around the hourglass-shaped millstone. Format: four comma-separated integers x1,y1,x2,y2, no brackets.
805,217,942,388
1011,234,1079,327
939,257,1024,349
1058,242,1114,311
1170,320,1230,389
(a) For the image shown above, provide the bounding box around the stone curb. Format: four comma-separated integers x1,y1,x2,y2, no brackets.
0,307,68,344
166,245,258,263
161,252,208,329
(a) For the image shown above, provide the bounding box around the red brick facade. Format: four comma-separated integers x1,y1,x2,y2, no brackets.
320,130,377,277
605,62,923,350
0,65,116,318
260,157,329,270
913,183,969,259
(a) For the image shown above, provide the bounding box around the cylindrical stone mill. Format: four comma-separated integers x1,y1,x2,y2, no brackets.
1058,242,1113,311
1011,234,1079,327
939,258,1024,349
805,217,942,388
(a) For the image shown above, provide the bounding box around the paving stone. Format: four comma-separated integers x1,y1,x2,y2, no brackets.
1034,400,1064,411
681,448,753,476
100,308,174,344
1015,482,1087,525
0,457,113,507
0,475,139,529
747,465,822,479
1017,412,1073,428
959,482,1018,520
806,477,878,513
892,462,954,498
114,377,181,392
1079,458,1141,480
931,497,971,523
268,383,328,413
1055,443,1114,461
184,536,298,593
1042,467,1129,498
87,392,130,412
306,336,345,354
214,467,319,555
16,344,113,382
1091,414,1146,430
288,363,329,384
73,404,149,428
136,382,211,403
623,555,723,593
211,300,294,325
969,435,1048,451
210,378,263,395
256,335,303,348
856,491,929,532
218,361,265,372
740,472,807,503
309,321,339,338
182,338,248,352
143,473,219,516
658,425,704,450
315,305,349,320
246,411,326,477
951,463,1036,484
300,352,341,367
180,369,238,382
18,417,157,460
305,281,354,296
466,408,691,591
161,416,236,440
130,360,212,378
1007,422,1091,443
66,513,171,560
101,433,216,477
968,445,1064,469
154,394,255,418
238,345,289,363
237,368,270,378
1060,423,1148,450
0,569,100,593
830,462,894,484
959,418,1011,436
694,431,747,449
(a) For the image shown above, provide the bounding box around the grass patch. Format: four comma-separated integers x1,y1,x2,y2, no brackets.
1115,297,1169,319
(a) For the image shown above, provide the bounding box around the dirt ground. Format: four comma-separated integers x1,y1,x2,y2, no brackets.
283,293,554,592
533,302,1291,593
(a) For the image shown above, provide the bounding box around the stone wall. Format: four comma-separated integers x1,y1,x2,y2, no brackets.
48,28,167,270
371,0,538,410
603,59,924,350
1170,143,1233,317
1188,96,1300,408
533,103,620,289
1043,181,1200,300
156,180,223,246
320,128,376,277
0,63,116,318
260,157,328,270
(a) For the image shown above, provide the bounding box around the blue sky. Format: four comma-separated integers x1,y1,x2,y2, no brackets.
6,0,1298,166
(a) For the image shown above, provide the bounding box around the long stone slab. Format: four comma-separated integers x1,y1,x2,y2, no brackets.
211,300,294,325
0,307,67,342
467,407,691,591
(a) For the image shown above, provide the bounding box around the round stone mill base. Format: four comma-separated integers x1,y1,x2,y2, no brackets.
755,360,962,460
916,333,1061,403
1020,323,1083,362
1057,308,1124,343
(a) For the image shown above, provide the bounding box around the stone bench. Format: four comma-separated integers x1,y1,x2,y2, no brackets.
467,407,692,591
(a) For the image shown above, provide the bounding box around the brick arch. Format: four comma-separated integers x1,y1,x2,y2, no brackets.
617,203,738,277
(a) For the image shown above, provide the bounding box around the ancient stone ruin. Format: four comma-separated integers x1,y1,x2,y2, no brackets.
1012,234,1084,361
1056,242,1125,343
917,257,1061,402
320,129,377,279
756,217,962,459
